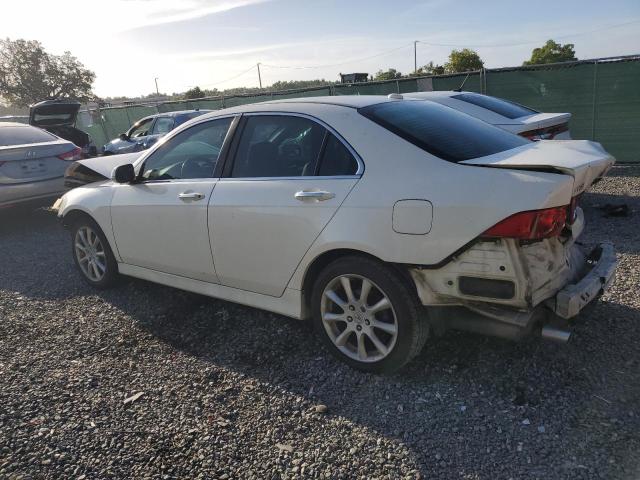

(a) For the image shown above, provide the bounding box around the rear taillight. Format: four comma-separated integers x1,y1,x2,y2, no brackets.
58,146,83,161
482,206,568,240
519,123,569,141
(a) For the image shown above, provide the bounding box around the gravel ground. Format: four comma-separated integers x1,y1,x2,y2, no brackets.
1,166,639,480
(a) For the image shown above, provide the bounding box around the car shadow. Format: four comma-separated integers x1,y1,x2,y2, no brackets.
98,279,640,477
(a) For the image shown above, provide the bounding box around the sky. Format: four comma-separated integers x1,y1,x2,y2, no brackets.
1,0,639,98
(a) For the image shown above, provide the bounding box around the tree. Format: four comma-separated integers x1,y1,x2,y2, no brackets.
444,48,484,73
524,40,577,65
184,86,205,99
268,79,333,91
0,38,95,107
374,68,402,81
411,61,445,77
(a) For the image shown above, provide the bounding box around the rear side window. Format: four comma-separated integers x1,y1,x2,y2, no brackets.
231,115,325,178
452,93,538,119
318,134,358,176
358,101,528,162
0,125,57,146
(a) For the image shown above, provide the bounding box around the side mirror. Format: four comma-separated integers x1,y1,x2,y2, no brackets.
119,133,128,141
112,164,136,184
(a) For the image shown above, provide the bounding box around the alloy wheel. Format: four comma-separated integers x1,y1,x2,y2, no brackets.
74,226,107,282
320,274,398,363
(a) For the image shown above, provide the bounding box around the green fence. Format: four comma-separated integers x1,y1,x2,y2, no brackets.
75,55,639,162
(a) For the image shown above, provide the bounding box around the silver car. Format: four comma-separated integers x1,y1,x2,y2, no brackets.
0,122,82,208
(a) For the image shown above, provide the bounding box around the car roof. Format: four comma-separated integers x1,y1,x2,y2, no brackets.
197,96,397,120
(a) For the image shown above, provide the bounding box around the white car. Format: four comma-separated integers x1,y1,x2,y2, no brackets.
403,91,572,140
54,96,617,372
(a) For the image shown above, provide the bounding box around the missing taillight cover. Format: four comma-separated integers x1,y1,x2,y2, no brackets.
482,206,568,240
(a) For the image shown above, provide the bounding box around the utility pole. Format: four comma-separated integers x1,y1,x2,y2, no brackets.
154,77,159,96
257,63,262,89
414,41,418,73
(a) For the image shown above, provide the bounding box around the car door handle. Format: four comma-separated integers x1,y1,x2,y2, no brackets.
294,190,335,202
178,192,205,200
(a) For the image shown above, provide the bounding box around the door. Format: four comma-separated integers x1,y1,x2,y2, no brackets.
111,116,234,282
209,113,362,296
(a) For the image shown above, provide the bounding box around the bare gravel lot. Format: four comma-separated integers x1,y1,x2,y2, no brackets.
1,166,639,479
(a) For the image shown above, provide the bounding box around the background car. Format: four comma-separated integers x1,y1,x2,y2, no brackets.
403,91,572,140
0,122,82,208
103,110,210,155
56,96,615,373
29,99,97,157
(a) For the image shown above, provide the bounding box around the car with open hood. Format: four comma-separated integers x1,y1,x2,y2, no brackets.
54,95,616,373
102,110,210,155
403,91,572,141
29,99,97,157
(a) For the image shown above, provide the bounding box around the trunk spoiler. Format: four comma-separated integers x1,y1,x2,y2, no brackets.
461,140,615,195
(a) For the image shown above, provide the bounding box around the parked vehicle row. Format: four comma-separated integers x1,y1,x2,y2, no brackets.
55,95,616,372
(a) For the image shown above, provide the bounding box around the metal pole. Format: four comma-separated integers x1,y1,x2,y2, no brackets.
591,60,599,140
414,41,418,73
257,63,262,89
154,77,159,96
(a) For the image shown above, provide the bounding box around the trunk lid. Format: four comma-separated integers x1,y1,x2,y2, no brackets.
29,100,81,128
517,112,572,130
0,141,74,184
461,140,615,195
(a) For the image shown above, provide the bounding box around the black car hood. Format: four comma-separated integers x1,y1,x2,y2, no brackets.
29,100,81,127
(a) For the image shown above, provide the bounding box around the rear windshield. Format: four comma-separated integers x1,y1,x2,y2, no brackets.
358,100,529,162
0,125,57,146
452,93,538,119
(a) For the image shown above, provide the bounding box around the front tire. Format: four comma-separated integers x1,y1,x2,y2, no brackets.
311,256,428,373
70,217,119,289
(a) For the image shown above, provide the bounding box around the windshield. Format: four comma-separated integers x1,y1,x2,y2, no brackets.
359,100,529,163
452,93,538,119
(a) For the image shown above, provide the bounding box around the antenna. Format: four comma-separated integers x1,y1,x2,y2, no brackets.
453,73,470,92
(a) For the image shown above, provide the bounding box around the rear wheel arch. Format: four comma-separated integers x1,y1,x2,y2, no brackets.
300,248,420,319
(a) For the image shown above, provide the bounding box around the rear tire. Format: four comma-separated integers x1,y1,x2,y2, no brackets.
311,256,428,373
70,216,119,289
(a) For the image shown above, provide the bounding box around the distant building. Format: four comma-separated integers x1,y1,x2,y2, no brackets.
339,73,369,84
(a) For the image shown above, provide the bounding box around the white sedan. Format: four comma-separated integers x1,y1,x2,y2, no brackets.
55,96,617,372
403,91,572,140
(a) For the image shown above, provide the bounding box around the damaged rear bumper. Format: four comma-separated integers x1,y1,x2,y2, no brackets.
546,242,617,319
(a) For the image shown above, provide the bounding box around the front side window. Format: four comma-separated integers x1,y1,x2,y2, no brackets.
128,118,154,138
359,100,529,163
151,117,174,135
231,115,326,178
452,93,538,119
140,117,232,180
